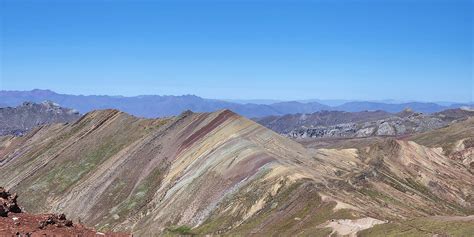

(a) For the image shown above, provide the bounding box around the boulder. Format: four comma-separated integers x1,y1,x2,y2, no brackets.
0,187,22,217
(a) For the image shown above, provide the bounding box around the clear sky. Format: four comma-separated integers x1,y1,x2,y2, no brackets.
1,0,472,102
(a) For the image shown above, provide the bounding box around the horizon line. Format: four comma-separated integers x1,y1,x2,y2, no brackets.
0,88,472,105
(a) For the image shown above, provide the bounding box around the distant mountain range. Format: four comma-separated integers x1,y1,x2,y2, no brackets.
0,89,471,118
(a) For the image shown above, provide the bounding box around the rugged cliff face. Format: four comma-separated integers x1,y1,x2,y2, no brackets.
0,101,81,136
0,109,472,235
257,108,474,139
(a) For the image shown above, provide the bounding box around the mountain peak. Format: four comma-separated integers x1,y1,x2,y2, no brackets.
30,89,57,95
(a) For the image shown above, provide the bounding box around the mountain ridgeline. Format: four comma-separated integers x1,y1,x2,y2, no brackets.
0,108,473,236
0,89,471,118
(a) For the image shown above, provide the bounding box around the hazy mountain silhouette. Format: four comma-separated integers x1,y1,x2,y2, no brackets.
0,89,469,118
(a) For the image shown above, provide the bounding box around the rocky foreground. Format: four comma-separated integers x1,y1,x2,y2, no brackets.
0,187,130,236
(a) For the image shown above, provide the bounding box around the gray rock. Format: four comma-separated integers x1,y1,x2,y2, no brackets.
278,108,474,139
356,127,376,137
376,122,396,136
0,101,81,136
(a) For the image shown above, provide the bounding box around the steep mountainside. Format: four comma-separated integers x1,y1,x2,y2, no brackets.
411,117,474,171
0,101,81,136
0,109,472,236
257,108,474,139
434,108,474,121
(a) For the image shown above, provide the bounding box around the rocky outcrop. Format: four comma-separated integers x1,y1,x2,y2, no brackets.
450,147,474,170
0,101,81,136
0,187,129,236
0,187,21,217
278,108,473,139
255,110,392,134
38,213,73,229
376,122,396,136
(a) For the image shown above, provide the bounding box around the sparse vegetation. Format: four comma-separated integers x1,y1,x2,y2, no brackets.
359,217,474,237
166,225,194,235
1,108,473,236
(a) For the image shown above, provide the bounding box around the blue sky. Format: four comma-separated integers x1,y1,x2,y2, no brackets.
1,0,472,102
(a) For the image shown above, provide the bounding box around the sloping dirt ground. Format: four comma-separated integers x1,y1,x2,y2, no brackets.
1,186,130,236
323,217,386,237
0,212,131,236
428,215,474,222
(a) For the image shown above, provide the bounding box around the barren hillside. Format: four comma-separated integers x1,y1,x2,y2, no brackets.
0,109,472,236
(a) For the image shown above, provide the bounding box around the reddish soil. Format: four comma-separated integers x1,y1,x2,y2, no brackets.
180,109,237,152
0,212,131,236
1,186,130,236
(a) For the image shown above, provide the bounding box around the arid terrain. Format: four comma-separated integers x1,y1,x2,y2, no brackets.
0,186,129,236
0,101,81,136
2,0,472,235
256,108,474,139
0,107,473,236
